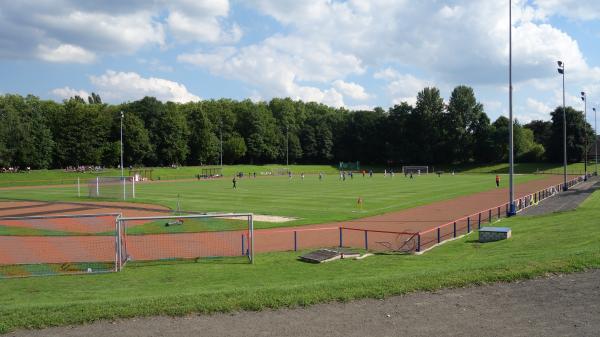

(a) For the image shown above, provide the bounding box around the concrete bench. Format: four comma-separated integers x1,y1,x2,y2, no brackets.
479,227,511,243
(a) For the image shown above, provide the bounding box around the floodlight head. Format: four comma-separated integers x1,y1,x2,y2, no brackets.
581,91,585,96
557,61,563,67
594,107,597,112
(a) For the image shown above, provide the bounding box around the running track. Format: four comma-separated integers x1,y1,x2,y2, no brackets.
0,175,574,265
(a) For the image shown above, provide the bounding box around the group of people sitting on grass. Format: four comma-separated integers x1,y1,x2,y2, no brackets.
0,166,29,173
63,165,103,173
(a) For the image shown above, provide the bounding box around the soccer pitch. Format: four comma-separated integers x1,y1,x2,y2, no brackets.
1,172,546,228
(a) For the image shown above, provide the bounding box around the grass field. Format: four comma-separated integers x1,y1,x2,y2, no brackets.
1,189,599,334
0,165,341,188
0,163,593,188
1,172,549,229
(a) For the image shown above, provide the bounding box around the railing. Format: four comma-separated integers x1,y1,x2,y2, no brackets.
415,174,591,253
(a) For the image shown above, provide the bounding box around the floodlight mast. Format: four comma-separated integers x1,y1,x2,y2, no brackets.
581,92,587,181
508,0,516,216
120,111,125,200
594,106,598,175
557,61,567,190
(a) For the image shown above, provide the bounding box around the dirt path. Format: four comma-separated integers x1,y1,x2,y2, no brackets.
7,269,599,337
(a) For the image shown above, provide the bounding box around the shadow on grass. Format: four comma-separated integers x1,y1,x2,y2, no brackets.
124,256,251,269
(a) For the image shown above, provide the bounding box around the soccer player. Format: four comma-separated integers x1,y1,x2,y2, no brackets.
496,175,500,187
232,176,237,189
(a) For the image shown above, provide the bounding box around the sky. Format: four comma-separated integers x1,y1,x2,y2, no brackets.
0,0,599,123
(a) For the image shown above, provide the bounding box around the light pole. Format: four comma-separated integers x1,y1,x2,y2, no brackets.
594,106,598,175
286,125,289,167
557,61,567,190
581,92,587,180
220,119,223,167
120,111,125,200
508,0,516,216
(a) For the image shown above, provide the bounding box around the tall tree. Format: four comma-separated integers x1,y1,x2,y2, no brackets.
407,87,445,163
547,106,594,162
446,86,485,163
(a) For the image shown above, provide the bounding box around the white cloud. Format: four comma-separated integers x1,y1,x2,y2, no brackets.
34,10,166,54
165,0,242,43
374,68,432,106
533,0,600,21
0,1,238,62
89,70,200,103
332,80,370,100
37,44,95,63
178,35,364,106
51,86,90,100
518,97,552,122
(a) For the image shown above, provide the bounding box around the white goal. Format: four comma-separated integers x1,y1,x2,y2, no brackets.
402,166,429,175
88,176,135,200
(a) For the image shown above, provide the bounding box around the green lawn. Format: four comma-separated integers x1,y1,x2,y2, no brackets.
0,165,341,188
1,173,549,228
453,162,593,174
0,163,592,188
1,189,599,334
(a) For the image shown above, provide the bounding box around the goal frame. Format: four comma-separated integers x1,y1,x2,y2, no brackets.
116,213,254,266
88,176,136,200
402,166,429,175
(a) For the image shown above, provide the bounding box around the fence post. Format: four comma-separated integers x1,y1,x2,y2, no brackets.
364,230,368,250
478,213,481,229
437,227,441,243
294,231,297,251
339,227,343,247
416,234,421,252
497,206,500,219
242,234,245,255
453,222,456,238
488,209,492,222
467,217,471,233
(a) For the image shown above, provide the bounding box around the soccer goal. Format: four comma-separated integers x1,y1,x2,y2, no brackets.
0,213,122,278
117,213,254,266
88,176,135,200
402,166,429,175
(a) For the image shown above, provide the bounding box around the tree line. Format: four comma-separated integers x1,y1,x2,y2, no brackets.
0,86,594,170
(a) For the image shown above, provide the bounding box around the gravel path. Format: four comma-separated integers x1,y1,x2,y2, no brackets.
8,269,600,337
520,176,599,216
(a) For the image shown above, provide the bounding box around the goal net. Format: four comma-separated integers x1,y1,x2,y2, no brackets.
0,213,121,278
402,166,429,175
88,176,135,200
117,213,254,266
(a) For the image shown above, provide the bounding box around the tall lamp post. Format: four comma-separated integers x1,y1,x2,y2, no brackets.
581,92,587,180
507,0,516,216
220,118,223,167
286,125,289,167
120,111,125,200
557,61,567,190
594,106,598,175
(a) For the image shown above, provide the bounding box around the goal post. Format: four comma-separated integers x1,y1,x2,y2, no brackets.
402,166,429,175
0,213,122,278
116,213,254,266
88,176,135,200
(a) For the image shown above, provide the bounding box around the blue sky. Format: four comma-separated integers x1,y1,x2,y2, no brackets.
0,0,599,123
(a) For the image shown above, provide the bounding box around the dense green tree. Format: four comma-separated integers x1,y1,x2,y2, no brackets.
183,103,219,165
446,86,485,163
224,133,247,164
547,106,594,163
407,87,445,163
